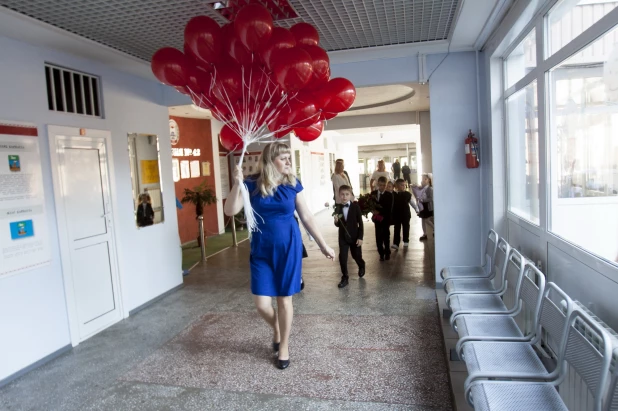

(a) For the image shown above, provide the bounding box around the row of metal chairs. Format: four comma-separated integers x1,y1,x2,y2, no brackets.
441,230,618,411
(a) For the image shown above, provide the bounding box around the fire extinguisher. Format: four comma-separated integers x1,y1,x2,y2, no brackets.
465,130,479,169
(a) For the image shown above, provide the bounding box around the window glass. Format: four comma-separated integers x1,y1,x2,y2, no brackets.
547,0,618,57
506,29,537,88
548,24,618,263
507,80,540,224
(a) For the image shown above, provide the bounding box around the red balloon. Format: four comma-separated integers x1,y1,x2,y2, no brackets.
234,4,273,52
151,48,190,87
294,120,323,142
272,48,313,92
320,111,337,121
287,97,319,128
260,27,296,70
185,16,222,65
175,86,190,95
212,61,243,104
290,22,319,46
221,24,253,66
301,45,330,81
220,124,243,152
320,78,356,113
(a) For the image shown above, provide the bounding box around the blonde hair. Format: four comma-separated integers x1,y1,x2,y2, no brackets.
335,161,344,174
377,160,386,171
256,142,297,197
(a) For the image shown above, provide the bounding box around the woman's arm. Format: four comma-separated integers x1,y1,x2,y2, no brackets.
223,166,244,216
295,192,335,259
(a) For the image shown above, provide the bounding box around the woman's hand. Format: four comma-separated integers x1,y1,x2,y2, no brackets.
233,165,243,186
320,245,336,260
356,239,363,246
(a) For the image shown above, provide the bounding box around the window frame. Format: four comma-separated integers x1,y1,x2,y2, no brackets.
500,0,618,271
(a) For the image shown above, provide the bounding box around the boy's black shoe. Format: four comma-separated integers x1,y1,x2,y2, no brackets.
338,277,349,288
385,254,391,260
379,255,385,261
358,267,365,277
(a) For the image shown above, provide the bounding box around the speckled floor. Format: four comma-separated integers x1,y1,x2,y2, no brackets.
0,211,449,411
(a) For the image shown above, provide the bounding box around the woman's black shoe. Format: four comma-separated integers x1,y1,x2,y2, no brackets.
272,342,280,352
277,359,290,369
300,279,305,291
338,277,349,288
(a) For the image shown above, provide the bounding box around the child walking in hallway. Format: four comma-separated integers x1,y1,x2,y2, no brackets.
334,186,365,288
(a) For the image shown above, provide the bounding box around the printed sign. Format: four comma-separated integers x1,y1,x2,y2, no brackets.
0,121,52,277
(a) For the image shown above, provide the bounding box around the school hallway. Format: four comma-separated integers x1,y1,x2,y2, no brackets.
0,210,450,411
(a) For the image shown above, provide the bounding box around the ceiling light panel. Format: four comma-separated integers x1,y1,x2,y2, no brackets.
1,0,459,61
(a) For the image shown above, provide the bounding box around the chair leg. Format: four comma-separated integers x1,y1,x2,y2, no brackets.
443,308,452,318
450,348,461,362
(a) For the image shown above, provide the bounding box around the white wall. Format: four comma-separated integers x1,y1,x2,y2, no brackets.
0,34,182,381
419,111,432,176
427,52,483,280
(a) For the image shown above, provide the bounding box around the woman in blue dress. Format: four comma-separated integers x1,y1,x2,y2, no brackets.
224,142,335,369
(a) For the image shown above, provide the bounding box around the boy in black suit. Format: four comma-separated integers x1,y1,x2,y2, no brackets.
334,185,365,288
391,179,419,250
371,176,394,261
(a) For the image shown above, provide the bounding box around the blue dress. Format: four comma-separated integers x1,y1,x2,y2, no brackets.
245,178,304,296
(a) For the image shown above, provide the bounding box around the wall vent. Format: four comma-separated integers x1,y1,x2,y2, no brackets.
44,64,102,118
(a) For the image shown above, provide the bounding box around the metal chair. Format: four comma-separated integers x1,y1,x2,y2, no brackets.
445,239,511,313
603,347,618,411
449,248,527,331
440,229,499,281
444,238,510,297
459,282,573,384
452,261,545,354
465,308,614,411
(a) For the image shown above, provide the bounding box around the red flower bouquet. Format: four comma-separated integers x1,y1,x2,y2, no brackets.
356,193,382,222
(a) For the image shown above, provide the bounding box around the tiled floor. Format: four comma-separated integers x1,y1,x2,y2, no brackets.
0,211,451,411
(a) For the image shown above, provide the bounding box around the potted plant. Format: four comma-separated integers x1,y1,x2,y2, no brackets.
180,181,217,247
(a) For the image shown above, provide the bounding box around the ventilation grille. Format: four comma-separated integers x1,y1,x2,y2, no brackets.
44,64,102,118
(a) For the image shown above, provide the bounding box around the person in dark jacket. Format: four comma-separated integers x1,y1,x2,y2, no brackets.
392,159,401,179
136,194,154,227
391,179,419,249
371,176,394,261
402,163,411,186
334,185,365,288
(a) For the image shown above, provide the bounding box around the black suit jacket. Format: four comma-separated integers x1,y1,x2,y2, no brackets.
137,203,154,227
334,202,364,243
370,190,394,224
393,191,412,221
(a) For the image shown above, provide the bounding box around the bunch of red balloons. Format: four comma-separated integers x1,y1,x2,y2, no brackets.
151,3,356,151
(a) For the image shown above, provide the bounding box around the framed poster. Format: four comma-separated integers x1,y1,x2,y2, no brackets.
180,160,190,179
190,160,200,178
0,121,52,277
201,161,211,176
172,158,180,182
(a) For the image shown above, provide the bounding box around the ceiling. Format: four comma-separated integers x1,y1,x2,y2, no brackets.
0,0,461,61
169,82,429,119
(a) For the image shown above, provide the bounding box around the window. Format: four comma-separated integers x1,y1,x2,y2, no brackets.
547,0,618,57
44,64,102,117
506,28,537,88
507,80,540,224
548,24,618,262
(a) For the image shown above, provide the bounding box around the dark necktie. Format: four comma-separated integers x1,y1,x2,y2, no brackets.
343,203,350,208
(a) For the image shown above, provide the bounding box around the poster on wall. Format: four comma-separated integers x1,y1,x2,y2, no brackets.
140,159,160,184
0,121,52,277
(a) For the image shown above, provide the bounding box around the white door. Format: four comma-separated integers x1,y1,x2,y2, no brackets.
48,126,122,344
